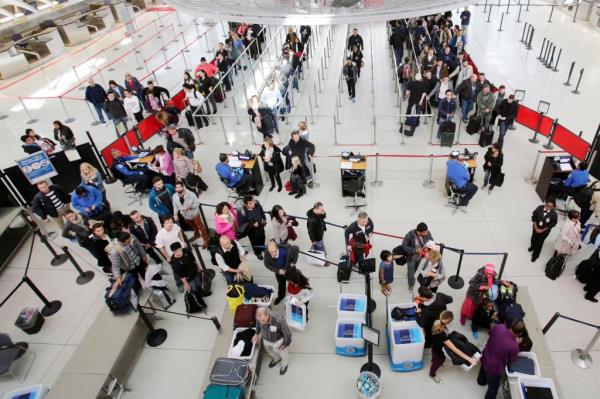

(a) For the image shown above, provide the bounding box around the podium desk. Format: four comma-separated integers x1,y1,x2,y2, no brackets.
341,158,366,197
230,156,264,196
535,155,575,201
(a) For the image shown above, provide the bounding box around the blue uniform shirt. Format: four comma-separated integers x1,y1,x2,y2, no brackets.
215,162,242,187
447,159,470,188
564,169,589,188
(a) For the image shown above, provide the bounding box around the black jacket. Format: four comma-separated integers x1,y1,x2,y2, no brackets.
259,145,284,174
402,229,434,260
166,128,196,154
143,86,170,101
417,292,453,346
344,218,374,245
53,126,74,143
472,305,495,330
103,99,127,119
483,149,503,173
238,201,266,226
497,99,518,121
389,31,405,49
130,216,159,245
300,25,311,43
456,80,482,101
264,243,299,273
347,34,364,50
283,138,315,169
32,185,70,219
85,84,107,105
306,209,327,242
531,205,558,232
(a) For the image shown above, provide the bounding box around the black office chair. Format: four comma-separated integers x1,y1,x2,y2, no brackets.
344,176,366,214
219,177,243,207
446,184,468,214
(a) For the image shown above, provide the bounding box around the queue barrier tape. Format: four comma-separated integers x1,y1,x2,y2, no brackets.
551,124,589,160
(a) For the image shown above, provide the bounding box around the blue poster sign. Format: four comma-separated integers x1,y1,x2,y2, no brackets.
16,151,57,185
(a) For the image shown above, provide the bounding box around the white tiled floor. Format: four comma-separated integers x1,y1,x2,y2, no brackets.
1,4,599,399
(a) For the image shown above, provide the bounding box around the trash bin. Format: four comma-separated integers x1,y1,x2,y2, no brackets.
15,307,45,335
356,371,380,399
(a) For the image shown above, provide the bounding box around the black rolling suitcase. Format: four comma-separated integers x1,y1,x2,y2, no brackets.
337,255,352,282
440,121,456,147
545,254,567,280
479,128,494,147
466,115,481,135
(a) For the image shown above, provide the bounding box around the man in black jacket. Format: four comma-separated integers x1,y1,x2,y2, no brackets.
129,210,163,264
143,80,170,105
389,24,405,66
402,222,434,292
62,209,95,257
417,287,453,348
283,130,316,182
529,198,558,262
344,212,374,265
347,28,364,51
496,95,519,148
85,79,107,124
165,124,196,157
238,195,267,260
306,202,327,253
32,181,71,230
456,74,481,123
264,240,299,305
103,92,128,130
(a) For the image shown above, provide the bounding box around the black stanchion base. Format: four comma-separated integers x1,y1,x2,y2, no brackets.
50,254,69,266
360,362,381,378
528,138,540,144
76,271,95,285
367,298,377,313
146,328,168,347
448,275,465,290
41,300,62,316
47,231,58,240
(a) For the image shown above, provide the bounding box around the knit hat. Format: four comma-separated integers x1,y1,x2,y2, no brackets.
484,263,495,274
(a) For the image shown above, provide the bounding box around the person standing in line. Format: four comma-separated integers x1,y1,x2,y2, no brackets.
495,94,518,148
270,205,295,244
347,28,364,51
150,145,175,184
90,222,112,274
429,310,478,384
103,92,128,130
238,195,267,260
80,162,109,210
259,137,284,192
169,241,202,294
350,45,364,79
456,74,481,123
460,6,471,39
129,210,163,265
483,143,503,194
253,307,292,375
260,80,283,134
389,23,406,66
379,250,394,296
107,231,148,286
215,235,247,285
148,177,176,224
402,222,434,293
62,209,95,257
417,249,445,293
416,286,453,348
476,85,495,131
306,201,327,254
553,210,582,258
345,212,375,265
123,89,144,123
124,72,145,108
264,240,299,305
289,156,307,199
477,321,525,399
32,181,71,230
529,198,558,262
155,215,187,292
172,181,209,248
437,89,457,141
70,185,104,220
214,202,239,241
52,121,75,149
85,79,108,124
343,57,358,102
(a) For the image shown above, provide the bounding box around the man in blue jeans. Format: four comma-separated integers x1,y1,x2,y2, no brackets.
447,154,478,206
306,201,327,254
85,79,108,124
477,321,524,399
456,74,481,123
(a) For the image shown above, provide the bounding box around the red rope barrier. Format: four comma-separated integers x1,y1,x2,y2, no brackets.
538,150,568,154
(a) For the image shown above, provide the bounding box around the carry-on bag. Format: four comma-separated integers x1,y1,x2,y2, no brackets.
185,290,207,314
479,128,494,147
466,115,481,134
203,384,244,399
209,357,250,386
233,304,258,328
545,254,567,280
226,284,245,312
440,131,455,147
491,172,505,187
337,255,352,282
195,268,216,297
15,307,44,335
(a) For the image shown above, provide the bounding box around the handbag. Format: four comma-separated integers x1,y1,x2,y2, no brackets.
287,216,299,227
492,172,505,187
284,180,292,192
226,284,245,311
287,226,298,241
417,273,432,287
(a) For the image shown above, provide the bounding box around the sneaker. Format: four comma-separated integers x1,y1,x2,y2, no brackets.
488,188,492,195
268,359,281,368
294,192,304,199
585,295,598,303
527,247,533,252
269,186,275,192
288,191,297,196
279,366,288,375
348,96,352,100
472,330,480,339
256,253,264,260
430,376,442,384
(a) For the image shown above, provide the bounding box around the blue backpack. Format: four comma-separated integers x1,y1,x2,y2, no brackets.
105,273,136,313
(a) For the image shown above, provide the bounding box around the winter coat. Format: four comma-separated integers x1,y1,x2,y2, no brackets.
214,206,239,240
554,219,582,255
402,229,434,261
85,84,107,105
71,185,103,218
259,145,284,174
148,184,176,217
32,185,70,219
264,243,299,273
466,267,499,303
103,99,127,119
306,209,326,242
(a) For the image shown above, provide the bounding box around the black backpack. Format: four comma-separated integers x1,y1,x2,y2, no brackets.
337,255,352,282
184,290,206,314
575,249,600,284
573,182,599,209
589,225,600,245
545,254,566,280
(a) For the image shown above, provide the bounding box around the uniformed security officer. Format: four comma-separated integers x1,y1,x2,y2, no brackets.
529,198,558,262
344,212,375,265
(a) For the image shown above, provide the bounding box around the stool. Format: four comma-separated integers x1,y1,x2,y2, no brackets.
446,185,468,214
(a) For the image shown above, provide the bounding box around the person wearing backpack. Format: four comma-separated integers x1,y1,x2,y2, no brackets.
398,57,412,98
107,232,147,289
529,198,558,262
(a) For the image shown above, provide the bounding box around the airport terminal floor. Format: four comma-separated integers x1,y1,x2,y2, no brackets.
0,1,599,399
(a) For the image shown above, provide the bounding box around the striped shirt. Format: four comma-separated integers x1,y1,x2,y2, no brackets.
46,190,66,212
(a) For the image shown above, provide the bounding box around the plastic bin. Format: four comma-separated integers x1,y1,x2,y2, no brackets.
506,352,541,379
356,371,381,399
285,299,306,331
517,376,559,399
387,302,424,372
335,319,366,357
243,285,274,307
337,293,367,321
14,307,44,335
2,384,48,399
228,327,256,360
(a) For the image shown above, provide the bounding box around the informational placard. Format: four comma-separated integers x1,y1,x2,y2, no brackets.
16,151,57,185
362,324,380,346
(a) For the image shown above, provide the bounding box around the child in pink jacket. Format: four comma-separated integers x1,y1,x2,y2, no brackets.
214,202,238,240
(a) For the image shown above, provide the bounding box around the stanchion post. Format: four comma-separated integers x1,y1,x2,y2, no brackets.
19,97,38,124
73,67,86,91
137,303,168,347
498,12,505,31
484,0,488,13
517,4,523,22
58,97,75,123
36,229,68,266
86,101,102,126
487,4,492,22
528,112,544,144
528,150,541,184
61,246,95,284
546,45,556,69
22,276,62,316
191,243,207,271
448,250,465,289
572,68,584,94
526,27,534,49
219,116,229,144
422,155,435,188
370,153,383,187
563,61,575,86
498,252,508,279
542,43,552,66
542,312,560,334
547,0,556,23
552,48,562,72
571,327,600,369
572,3,580,22
506,0,510,13
538,38,547,60
543,120,557,150
520,22,528,43
526,0,530,11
